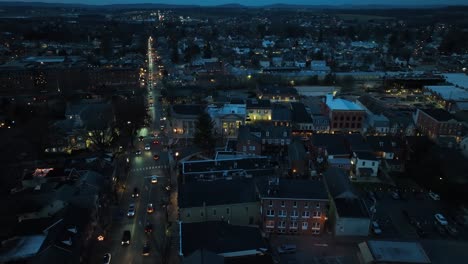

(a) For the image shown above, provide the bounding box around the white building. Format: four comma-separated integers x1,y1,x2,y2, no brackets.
352,151,380,177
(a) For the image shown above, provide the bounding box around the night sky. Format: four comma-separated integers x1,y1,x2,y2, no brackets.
4,0,468,6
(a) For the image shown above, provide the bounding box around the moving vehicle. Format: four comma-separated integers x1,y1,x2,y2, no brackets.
121,230,131,245
145,222,153,233
127,204,135,217
142,242,150,256
391,191,400,200
135,149,142,155
153,154,160,161
103,253,111,264
277,244,297,254
138,136,144,141
372,221,382,235
147,203,154,214
151,175,158,184
132,187,139,198
435,213,448,225
144,144,151,150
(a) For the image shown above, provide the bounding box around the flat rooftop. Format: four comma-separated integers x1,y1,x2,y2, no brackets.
364,240,431,264
424,85,468,101
442,73,468,89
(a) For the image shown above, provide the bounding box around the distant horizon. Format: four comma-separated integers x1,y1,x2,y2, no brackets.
1,0,468,7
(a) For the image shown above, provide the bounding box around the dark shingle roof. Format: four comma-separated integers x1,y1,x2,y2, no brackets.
343,134,372,152
246,99,270,108
366,136,402,153
178,179,257,208
323,167,357,199
354,151,378,161
271,103,292,121
181,221,266,257
420,108,456,122
288,139,306,161
334,198,370,218
311,134,349,155
290,102,313,123
256,177,328,200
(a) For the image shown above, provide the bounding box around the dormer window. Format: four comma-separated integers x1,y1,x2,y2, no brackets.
379,142,384,147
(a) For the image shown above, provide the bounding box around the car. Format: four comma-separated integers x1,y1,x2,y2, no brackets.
135,149,142,155
127,204,135,217
435,213,448,225
372,221,382,235
147,203,154,214
153,154,160,161
446,225,459,237
144,222,153,233
429,192,440,201
151,175,158,184
138,136,144,142
121,230,131,245
153,140,160,145
391,191,400,200
277,244,297,254
132,188,139,198
144,144,151,150
103,253,111,264
142,242,150,256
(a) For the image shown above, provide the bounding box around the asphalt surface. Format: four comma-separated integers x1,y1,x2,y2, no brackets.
91,37,171,264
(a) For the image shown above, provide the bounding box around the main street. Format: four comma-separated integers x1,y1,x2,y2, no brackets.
91,36,171,264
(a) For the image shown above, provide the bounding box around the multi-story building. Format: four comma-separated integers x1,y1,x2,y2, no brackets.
178,179,260,226
257,177,329,235
171,104,206,138
207,101,246,139
258,85,299,103
246,99,272,123
323,94,366,132
413,108,463,140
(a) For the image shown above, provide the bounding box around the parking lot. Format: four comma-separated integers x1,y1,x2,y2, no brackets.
363,189,468,241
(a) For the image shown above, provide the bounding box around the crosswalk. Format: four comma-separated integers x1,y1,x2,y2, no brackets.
131,165,168,172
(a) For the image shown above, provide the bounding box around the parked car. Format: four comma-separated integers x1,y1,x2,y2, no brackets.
429,192,440,201
121,230,131,245
435,213,448,226
127,204,135,217
391,191,400,200
372,221,382,235
277,244,297,254
446,225,459,237
103,253,111,264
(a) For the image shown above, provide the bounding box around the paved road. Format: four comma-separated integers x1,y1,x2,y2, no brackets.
91,36,171,264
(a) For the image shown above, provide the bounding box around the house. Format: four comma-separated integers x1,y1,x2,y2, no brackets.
413,108,463,140
259,85,299,103
178,179,260,226
351,151,380,178
323,94,366,132
358,240,431,264
271,103,292,127
290,102,314,134
51,101,114,153
366,136,405,172
237,125,292,156
256,177,329,235
309,134,351,171
246,99,271,123
180,221,267,258
171,104,206,138
367,113,390,135
323,167,370,237
310,60,331,74
236,126,262,156
288,139,308,177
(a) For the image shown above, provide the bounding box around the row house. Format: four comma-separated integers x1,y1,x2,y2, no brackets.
246,99,272,123
258,85,299,103
257,177,329,235
236,125,292,156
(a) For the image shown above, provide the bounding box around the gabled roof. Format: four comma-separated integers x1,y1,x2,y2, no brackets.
311,134,349,156
178,179,257,208
290,102,313,123
419,108,457,122
354,151,378,161
246,99,270,108
323,167,357,200
366,136,402,153
343,134,372,152
288,139,306,161
181,221,266,257
271,103,292,121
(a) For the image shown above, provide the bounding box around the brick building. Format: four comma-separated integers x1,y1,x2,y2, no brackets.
414,108,463,139
322,94,366,132
257,177,329,235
